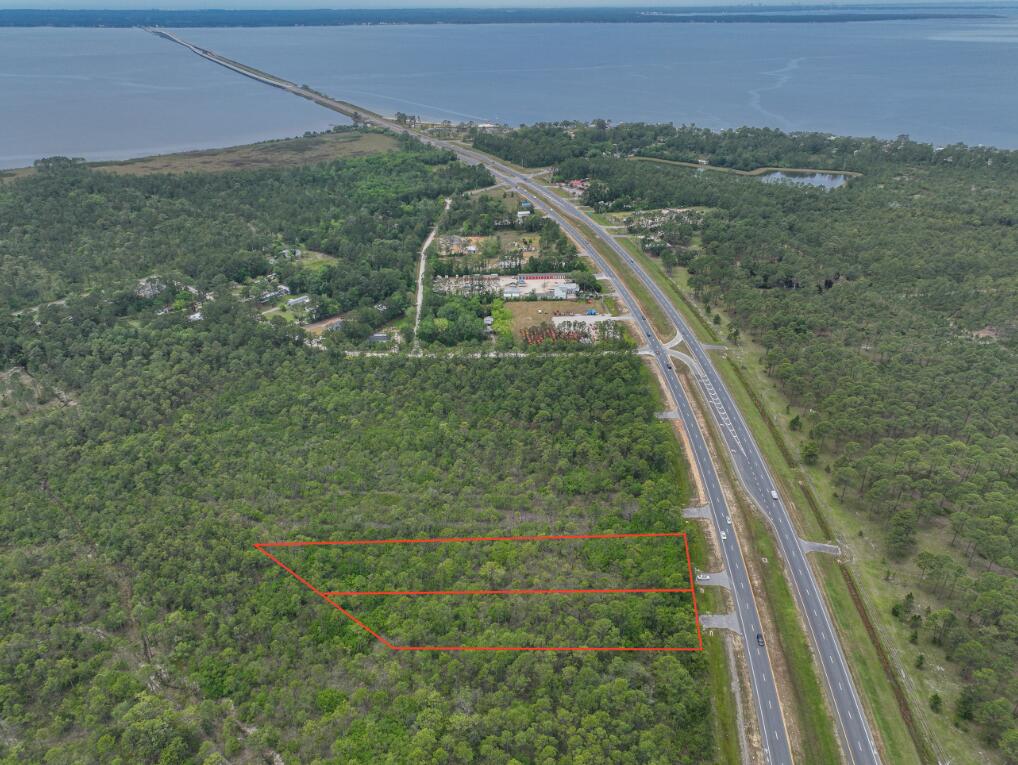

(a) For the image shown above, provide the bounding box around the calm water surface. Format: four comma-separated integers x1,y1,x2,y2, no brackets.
182,19,1018,147
3,18,1018,169
0,28,343,169
760,170,849,189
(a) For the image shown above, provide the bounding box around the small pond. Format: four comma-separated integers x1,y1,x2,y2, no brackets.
759,170,851,189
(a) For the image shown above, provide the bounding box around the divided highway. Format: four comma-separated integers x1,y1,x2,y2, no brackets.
511,179,882,765
153,29,880,765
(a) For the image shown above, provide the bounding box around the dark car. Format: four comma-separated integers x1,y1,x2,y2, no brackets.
756,633,765,647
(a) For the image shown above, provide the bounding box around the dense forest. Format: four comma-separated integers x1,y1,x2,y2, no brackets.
0,131,710,761
0,136,489,335
0,293,707,764
473,123,1018,756
473,121,1018,174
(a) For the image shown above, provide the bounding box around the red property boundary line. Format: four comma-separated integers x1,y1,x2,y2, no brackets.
254,532,704,652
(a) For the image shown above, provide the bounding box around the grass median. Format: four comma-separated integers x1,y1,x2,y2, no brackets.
686,374,842,763
568,217,673,338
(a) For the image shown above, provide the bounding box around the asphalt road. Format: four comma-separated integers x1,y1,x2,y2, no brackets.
154,29,881,764
499,174,796,765
523,185,883,765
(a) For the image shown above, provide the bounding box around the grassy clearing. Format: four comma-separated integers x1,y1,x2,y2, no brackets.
809,469,989,765
6,130,398,181
260,304,300,324
294,250,339,272
503,298,606,339
494,231,541,250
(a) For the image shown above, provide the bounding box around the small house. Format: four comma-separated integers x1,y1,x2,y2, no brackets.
287,295,310,308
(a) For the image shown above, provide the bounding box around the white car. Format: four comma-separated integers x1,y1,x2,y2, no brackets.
726,516,732,525
696,573,710,581
720,531,727,541
770,490,779,500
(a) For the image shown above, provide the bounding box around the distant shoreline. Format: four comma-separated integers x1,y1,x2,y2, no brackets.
0,7,1002,29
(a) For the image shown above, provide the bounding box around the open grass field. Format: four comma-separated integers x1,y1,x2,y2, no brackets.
504,298,607,338
294,250,339,271
2,130,398,181
474,185,520,210
494,230,540,249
